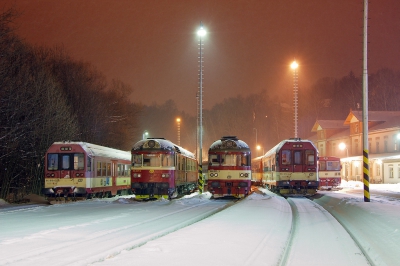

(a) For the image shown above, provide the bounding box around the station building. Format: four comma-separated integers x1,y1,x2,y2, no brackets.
311,110,400,184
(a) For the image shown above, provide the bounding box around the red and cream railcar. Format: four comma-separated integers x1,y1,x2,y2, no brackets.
131,138,198,200
43,141,131,200
318,156,341,189
255,138,319,196
207,136,251,199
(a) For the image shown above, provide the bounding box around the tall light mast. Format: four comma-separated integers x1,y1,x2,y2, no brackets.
197,23,206,193
291,60,299,138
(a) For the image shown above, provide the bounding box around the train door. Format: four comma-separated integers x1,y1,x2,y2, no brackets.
293,150,303,172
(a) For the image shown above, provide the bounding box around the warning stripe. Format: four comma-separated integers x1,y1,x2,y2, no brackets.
363,149,370,202
198,165,204,193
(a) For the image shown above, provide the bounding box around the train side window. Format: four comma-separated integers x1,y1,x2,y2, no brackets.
125,164,130,176
74,153,84,170
281,150,291,165
47,154,59,170
106,163,111,176
294,151,302,165
102,162,107,176
117,164,122,176
87,156,92,172
97,162,102,176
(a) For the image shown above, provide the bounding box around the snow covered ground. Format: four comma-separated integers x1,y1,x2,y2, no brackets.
1,181,400,266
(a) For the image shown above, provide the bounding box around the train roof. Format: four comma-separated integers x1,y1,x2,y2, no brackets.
51,141,131,161
209,136,250,151
132,138,196,159
263,138,317,158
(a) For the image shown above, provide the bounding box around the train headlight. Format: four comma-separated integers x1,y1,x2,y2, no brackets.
133,173,141,178
240,173,244,177
244,173,249,177
162,174,170,178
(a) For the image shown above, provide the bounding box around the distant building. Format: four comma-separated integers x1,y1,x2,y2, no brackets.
311,110,400,184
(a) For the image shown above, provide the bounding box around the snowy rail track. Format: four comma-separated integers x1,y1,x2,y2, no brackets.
0,194,232,266
2,188,399,265
278,197,370,266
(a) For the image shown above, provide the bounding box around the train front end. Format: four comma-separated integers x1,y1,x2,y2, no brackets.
274,138,319,196
207,136,251,199
131,138,197,200
43,142,89,200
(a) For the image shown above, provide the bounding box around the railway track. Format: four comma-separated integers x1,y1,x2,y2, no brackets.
277,196,371,266
0,196,235,265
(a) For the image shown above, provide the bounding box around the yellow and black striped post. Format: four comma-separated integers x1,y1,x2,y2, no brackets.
362,0,370,203
198,164,204,193
363,149,370,202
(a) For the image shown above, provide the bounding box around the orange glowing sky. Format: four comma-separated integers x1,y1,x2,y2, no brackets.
2,0,400,115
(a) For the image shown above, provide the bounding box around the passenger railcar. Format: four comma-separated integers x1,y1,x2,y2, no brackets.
318,156,341,190
131,138,198,200
43,141,131,200
207,136,251,199
253,138,319,196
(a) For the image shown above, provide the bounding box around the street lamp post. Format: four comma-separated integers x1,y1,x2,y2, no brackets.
176,118,181,146
291,60,299,138
197,23,206,193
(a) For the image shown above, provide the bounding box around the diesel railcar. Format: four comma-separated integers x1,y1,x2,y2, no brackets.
43,141,131,201
131,138,198,200
207,136,252,199
318,156,341,189
252,138,319,196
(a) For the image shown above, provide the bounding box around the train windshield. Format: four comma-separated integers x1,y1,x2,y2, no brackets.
320,160,340,171
305,150,315,165
47,153,85,171
209,154,250,166
281,149,315,166
132,154,174,167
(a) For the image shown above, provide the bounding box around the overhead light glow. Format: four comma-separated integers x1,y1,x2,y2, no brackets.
197,27,206,37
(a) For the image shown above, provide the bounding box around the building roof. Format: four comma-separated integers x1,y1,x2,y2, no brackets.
369,115,400,132
344,110,400,125
311,120,347,132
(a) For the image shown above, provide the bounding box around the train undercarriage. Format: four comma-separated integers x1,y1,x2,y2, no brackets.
131,182,197,200
267,180,319,197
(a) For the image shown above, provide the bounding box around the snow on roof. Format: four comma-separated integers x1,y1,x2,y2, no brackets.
263,138,317,158
52,141,131,161
132,138,195,159
208,136,250,151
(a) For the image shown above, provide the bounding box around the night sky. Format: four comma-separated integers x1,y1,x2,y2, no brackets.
2,0,400,115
